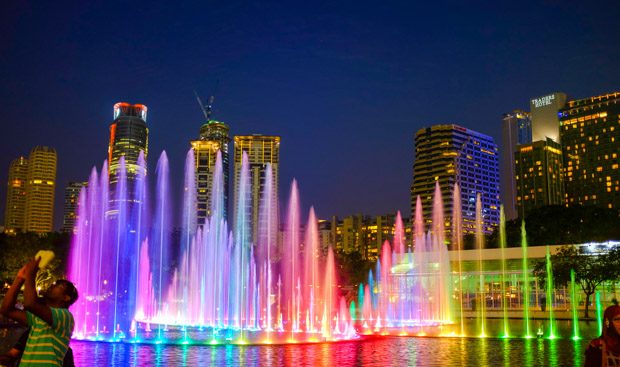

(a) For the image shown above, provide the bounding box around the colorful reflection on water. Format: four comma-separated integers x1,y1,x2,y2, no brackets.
67,320,598,366
71,336,590,367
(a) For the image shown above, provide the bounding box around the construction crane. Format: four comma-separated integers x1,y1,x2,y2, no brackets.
194,80,220,122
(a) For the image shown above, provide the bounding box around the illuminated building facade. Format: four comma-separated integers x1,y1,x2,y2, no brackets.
62,181,87,233
24,146,57,233
500,110,532,220
530,92,567,143
233,135,280,244
191,120,230,224
515,138,564,217
411,124,500,238
108,102,148,211
4,156,29,234
559,92,620,208
329,213,412,261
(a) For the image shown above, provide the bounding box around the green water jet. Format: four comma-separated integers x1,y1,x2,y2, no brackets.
596,292,603,335
499,206,509,338
521,220,532,338
570,269,580,340
545,246,556,339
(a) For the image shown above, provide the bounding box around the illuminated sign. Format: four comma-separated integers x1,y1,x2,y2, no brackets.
531,94,556,108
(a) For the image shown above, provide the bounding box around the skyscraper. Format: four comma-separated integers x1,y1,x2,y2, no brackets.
108,102,148,211
530,92,567,143
24,146,57,233
500,110,532,220
62,181,87,233
4,156,28,234
515,138,564,217
411,124,500,238
233,135,280,244
191,120,230,224
559,92,620,209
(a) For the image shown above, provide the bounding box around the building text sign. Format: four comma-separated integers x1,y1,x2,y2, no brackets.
531,94,556,108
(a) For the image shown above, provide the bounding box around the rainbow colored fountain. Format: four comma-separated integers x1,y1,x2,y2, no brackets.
69,149,586,344
355,183,456,338
69,150,356,344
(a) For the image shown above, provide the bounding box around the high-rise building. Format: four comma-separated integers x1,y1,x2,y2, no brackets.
330,213,412,261
108,102,148,211
62,181,87,233
191,120,230,224
411,124,500,238
24,146,57,233
500,110,532,220
530,92,567,143
559,92,620,209
4,156,29,234
514,138,564,217
233,135,280,244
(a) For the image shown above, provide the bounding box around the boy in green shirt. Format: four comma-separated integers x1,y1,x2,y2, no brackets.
0,258,78,367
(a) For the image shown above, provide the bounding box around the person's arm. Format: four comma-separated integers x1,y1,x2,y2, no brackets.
22,258,53,326
0,267,28,326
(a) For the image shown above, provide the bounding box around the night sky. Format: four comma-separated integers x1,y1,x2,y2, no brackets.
1,1,619,229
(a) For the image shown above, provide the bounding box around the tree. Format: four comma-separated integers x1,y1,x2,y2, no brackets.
533,245,620,319
335,250,374,302
0,232,71,289
488,205,620,248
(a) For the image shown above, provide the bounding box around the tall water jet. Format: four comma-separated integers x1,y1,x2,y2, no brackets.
283,180,301,333
596,292,603,336
233,152,252,330
257,163,277,332
181,149,197,294
499,206,509,338
545,246,556,338
132,151,149,325
475,194,486,337
570,269,580,340
413,195,425,325
321,247,336,338
432,182,451,324
69,166,100,338
521,220,532,338
97,161,110,337
394,211,406,256
377,241,392,328
303,207,320,333
208,151,226,327
357,284,364,321
452,183,464,336
152,152,171,338
112,157,128,339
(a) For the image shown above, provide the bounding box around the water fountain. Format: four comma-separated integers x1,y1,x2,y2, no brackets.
69,150,356,344
68,148,587,344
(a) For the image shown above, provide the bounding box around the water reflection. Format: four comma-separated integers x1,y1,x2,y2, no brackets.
67,320,597,366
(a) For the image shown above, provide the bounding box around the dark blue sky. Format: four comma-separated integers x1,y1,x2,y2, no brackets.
1,1,619,228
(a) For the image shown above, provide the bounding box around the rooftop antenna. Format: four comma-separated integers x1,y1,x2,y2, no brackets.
194,80,220,122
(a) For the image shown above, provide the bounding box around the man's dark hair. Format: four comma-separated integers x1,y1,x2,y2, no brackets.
56,279,79,306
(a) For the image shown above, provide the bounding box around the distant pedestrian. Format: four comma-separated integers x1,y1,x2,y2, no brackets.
585,304,620,367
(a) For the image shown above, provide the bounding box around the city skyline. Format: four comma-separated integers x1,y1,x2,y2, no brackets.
1,2,619,228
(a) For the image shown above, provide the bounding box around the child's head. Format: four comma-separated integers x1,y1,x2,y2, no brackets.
45,279,79,308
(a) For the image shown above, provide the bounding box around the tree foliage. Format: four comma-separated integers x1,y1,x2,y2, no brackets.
488,205,620,248
0,232,71,289
533,245,620,318
335,250,374,302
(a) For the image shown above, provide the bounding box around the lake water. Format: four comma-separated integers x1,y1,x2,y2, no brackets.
70,319,600,366
2,319,602,366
